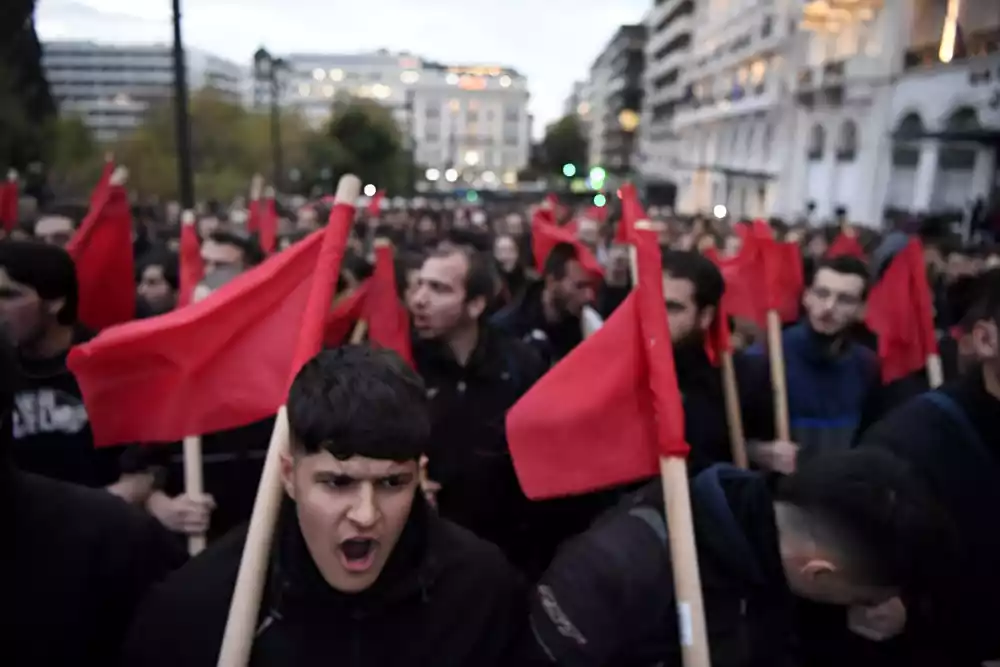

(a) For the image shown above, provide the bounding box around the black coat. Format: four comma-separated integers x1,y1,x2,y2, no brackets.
491,281,583,365
857,368,1000,664
122,498,532,667
6,471,186,665
527,465,796,667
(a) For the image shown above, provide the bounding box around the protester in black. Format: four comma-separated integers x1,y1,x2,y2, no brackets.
492,241,596,364
123,346,530,666
660,250,775,472
0,240,150,500
855,268,1000,665
1,329,186,666
408,245,558,575
135,249,179,317
527,449,950,667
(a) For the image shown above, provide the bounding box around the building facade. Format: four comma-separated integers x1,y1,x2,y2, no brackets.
262,50,532,189
43,40,245,142
600,25,647,174
650,0,999,225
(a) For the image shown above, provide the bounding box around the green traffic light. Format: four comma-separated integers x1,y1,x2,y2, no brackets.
466,190,479,203
562,163,577,178
589,167,606,182
593,193,607,207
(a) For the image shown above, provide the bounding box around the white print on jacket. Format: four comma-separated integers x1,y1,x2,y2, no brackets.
13,389,89,439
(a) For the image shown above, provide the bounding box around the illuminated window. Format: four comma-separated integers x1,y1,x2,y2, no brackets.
464,150,480,166
750,60,766,84
372,84,392,99
330,68,345,82
400,70,420,84
322,85,335,98
449,99,460,112
939,0,962,63
313,68,326,81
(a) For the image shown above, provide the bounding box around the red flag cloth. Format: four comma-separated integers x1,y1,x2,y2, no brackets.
865,239,938,383
714,234,803,329
615,182,646,244
324,283,370,347
827,233,866,260
367,190,385,216
586,204,608,224
66,182,135,330
364,244,413,365
530,208,604,279
258,196,279,255
68,210,353,447
178,222,204,307
507,230,687,499
0,178,17,232
701,248,733,365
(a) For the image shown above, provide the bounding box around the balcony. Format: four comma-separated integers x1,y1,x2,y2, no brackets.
673,87,778,128
647,12,694,59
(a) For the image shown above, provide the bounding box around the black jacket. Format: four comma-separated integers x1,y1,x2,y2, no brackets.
6,471,186,665
412,326,553,574
858,368,1000,663
123,498,532,667
491,280,583,365
528,465,795,667
674,344,774,473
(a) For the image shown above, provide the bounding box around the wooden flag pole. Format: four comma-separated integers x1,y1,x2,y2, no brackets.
216,175,361,667
632,220,711,667
182,435,207,555
350,320,368,343
719,351,748,468
766,310,791,441
926,353,944,388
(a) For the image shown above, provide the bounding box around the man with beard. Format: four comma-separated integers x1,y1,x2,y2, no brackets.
407,245,551,574
492,242,596,365
660,250,776,472
748,255,881,468
123,346,531,666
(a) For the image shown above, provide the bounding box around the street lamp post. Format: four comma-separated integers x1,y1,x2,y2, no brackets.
254,48,286,192
405,89,416,197
171,0,195,209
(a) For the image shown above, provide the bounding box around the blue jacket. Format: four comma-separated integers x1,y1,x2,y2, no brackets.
748,323,880,456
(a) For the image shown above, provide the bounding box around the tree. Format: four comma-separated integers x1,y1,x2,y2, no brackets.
541,114,588,177
326,97,408,192
46,115,105,196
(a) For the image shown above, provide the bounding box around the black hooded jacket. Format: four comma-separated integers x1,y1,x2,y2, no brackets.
528,465,796,667
122,496,532,667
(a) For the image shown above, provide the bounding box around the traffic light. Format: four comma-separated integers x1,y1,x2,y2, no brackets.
562,163,577,178
593,193,607,207
465,190,479,203
589,166,607,189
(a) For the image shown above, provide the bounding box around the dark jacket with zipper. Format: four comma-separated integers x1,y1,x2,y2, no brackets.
491,280,583,366
412,327,562,576
527,465,796,667
122,497,532,667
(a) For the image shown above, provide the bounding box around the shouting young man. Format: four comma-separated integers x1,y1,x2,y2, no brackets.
123,346,530,666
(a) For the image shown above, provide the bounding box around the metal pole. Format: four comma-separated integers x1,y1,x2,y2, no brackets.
270,73,283,192
171,0,195,209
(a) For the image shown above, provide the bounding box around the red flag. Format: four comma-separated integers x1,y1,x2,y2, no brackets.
68,206,354,447
507,229,687,499
531,208,604,279
66,177,135,330
0,173,19,232
324,283,370,347
364,244,413,365
865,239,938,383
90,161,114,211
258,195,279,255
367,190,385,216
615,182,646,244
701,248,733,365
714,233,802,329
827,232,866,260
178,215,204,307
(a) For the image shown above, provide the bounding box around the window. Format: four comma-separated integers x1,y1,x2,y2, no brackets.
836,120,858,161
425,103,440,119
449,99,461,113
466,110,478,122
504,105,519,122
892,112,924,167
807,124,826,161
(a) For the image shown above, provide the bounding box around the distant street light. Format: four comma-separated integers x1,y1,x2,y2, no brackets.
363,184,377,197
444,168,459,183
425,168,441,181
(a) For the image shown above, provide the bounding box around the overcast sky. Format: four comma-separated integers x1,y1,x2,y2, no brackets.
36,0,649,136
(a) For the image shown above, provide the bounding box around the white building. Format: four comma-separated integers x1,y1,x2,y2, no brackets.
656,0,1000,226
43,41,245,142
586,50,615,170
669,0,796,219
640,0,695,192
260,51,531,189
